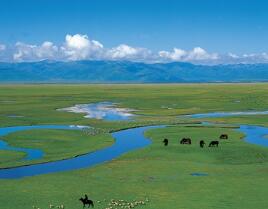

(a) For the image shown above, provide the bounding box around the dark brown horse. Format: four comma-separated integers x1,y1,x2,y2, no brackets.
180,138,192,144
199,140,205,148
220,134,228,139
163,138,169,146
209,141,219,147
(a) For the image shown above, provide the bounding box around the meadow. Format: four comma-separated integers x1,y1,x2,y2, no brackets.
0,84,268,209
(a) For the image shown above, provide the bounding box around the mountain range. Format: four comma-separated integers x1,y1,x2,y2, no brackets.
1,60,268,83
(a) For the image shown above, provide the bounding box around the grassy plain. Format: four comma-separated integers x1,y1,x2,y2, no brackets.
0,84,268,209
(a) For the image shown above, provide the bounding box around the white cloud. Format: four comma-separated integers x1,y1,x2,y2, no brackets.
159,47,218,62
220,52,268,64
65,34,91,49
0,44,7,61
60,34,103,60
13,42,35,61
13,41,58,61
0,44,6,51
106,44,152,61
188,47,218,60
36,42,58,58
159,48,186,61
228,53,239,59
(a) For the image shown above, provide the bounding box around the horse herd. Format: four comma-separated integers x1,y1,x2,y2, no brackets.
162,134,228,148
77,135,229,208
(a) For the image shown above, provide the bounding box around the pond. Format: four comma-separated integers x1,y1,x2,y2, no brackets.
191,173,208,176
184,110,268,119
6,115,24,118
58,102,136,121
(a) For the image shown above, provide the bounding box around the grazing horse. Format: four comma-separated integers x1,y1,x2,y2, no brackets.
199,140,205,148
209,141,219,147
180,138,191,144
79,195,94,208
220,134,228,139
163,138,169,146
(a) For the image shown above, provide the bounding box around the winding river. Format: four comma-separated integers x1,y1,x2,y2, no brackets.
1,109,268,179
0,125,164,179
0,125,89,161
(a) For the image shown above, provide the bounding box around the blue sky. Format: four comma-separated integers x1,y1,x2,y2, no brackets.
0,0,268,63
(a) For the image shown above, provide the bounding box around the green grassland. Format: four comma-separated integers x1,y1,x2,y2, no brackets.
0,84,268,209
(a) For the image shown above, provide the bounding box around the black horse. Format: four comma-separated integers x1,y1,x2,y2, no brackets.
180,138,191,144
209,141,219,147
163,138,169,146
199,140,205,148
79,195,94,208
220,134,228,139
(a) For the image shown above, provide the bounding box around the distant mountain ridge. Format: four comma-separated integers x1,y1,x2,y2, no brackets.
1,60,268,83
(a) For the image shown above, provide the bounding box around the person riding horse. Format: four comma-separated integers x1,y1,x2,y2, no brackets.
79,194,94,208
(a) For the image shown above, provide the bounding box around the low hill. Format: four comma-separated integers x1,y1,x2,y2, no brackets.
1,60,268,83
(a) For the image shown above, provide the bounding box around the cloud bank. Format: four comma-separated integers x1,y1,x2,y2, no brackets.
1,34,268,64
